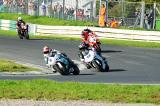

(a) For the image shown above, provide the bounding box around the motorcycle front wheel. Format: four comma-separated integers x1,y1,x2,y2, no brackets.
56,62,70,75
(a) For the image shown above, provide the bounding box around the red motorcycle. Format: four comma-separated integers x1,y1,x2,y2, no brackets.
87,35,101,52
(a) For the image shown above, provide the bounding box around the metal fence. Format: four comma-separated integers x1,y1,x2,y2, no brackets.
0,0,160,29
0,0,96,21
104,0,160,29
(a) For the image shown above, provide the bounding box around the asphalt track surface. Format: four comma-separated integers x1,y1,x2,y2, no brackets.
0,36,160,84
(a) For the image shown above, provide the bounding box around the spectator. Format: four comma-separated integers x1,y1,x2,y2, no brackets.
12,0,17,13
8,0,13,13
85,10,90,20
47,3,52,17
28,0,34,15
41,0,46,16
0,0,3,6
99,4,106,27
3,0,7,6
18,0,25,14
144,12,150,29
148,9,154,29
109,18,119,28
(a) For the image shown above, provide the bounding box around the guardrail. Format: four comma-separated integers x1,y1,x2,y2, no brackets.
36,25,160,41
1,19,160,41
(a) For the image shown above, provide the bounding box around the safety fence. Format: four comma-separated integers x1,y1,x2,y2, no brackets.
1,19,160,41
1,0,160,29
0,0,96,21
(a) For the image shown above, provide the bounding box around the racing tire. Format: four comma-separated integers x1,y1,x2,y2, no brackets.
18,33,23,39
105,63,109,72
24,32,29,40
17,30,23,39
56,62,70,75
72,65,80,75
92,59,104,72
19,35,23,39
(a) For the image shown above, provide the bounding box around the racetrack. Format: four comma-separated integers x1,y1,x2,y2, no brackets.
0,36,160,84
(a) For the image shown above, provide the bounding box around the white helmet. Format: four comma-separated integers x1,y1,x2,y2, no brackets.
18,17,22,21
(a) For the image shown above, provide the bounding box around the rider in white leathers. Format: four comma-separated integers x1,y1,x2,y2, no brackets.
43,46,70,67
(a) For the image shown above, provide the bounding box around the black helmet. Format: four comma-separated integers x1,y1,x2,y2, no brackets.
83,28,92,33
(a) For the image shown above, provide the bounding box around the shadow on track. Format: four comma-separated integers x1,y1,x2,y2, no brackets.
109,69,127,72
78,73,95,75
101,50,122,53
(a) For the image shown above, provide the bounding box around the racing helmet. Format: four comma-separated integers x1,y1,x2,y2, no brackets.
83,28,92,33
81,28,92,37
18,17,22,21
81,30,87,38
43,46,50,54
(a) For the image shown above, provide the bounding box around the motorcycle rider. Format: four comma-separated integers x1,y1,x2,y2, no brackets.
16,17,26,36
81,28,92,43
43,46,72,67
79,28,100,61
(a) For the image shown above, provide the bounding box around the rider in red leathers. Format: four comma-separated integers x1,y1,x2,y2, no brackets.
79,29,101,61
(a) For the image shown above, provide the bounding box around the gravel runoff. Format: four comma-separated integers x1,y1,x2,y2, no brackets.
0,99,157,106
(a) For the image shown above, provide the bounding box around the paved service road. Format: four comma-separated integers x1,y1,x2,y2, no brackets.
0,36,160,84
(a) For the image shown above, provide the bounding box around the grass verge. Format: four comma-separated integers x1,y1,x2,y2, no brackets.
0,79,159,104
0,30,160,48
0,13,96,26
0,59,39,72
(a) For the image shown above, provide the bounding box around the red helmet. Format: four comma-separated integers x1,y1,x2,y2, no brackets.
43,46,50,54
81,31,88,38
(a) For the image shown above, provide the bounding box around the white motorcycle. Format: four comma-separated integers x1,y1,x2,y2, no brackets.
81,47,109,72
44,53,80,75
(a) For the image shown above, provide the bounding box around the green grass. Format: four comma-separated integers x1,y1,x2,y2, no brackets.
0,30,16,37
0,30,160,48
0,13,151,31
0,79,159,104
0,59,39,72
0,13,97,26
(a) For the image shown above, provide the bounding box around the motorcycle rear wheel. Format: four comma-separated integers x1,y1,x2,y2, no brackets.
24,32,29,40
105,64,110,72
72,65,80,75
92,60,104,72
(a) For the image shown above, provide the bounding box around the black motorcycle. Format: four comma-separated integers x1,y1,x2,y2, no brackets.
18,23,29,40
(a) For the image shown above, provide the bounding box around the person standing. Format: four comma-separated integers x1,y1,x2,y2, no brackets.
99,4,106,27
148,9,154,29
41,0,46,16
